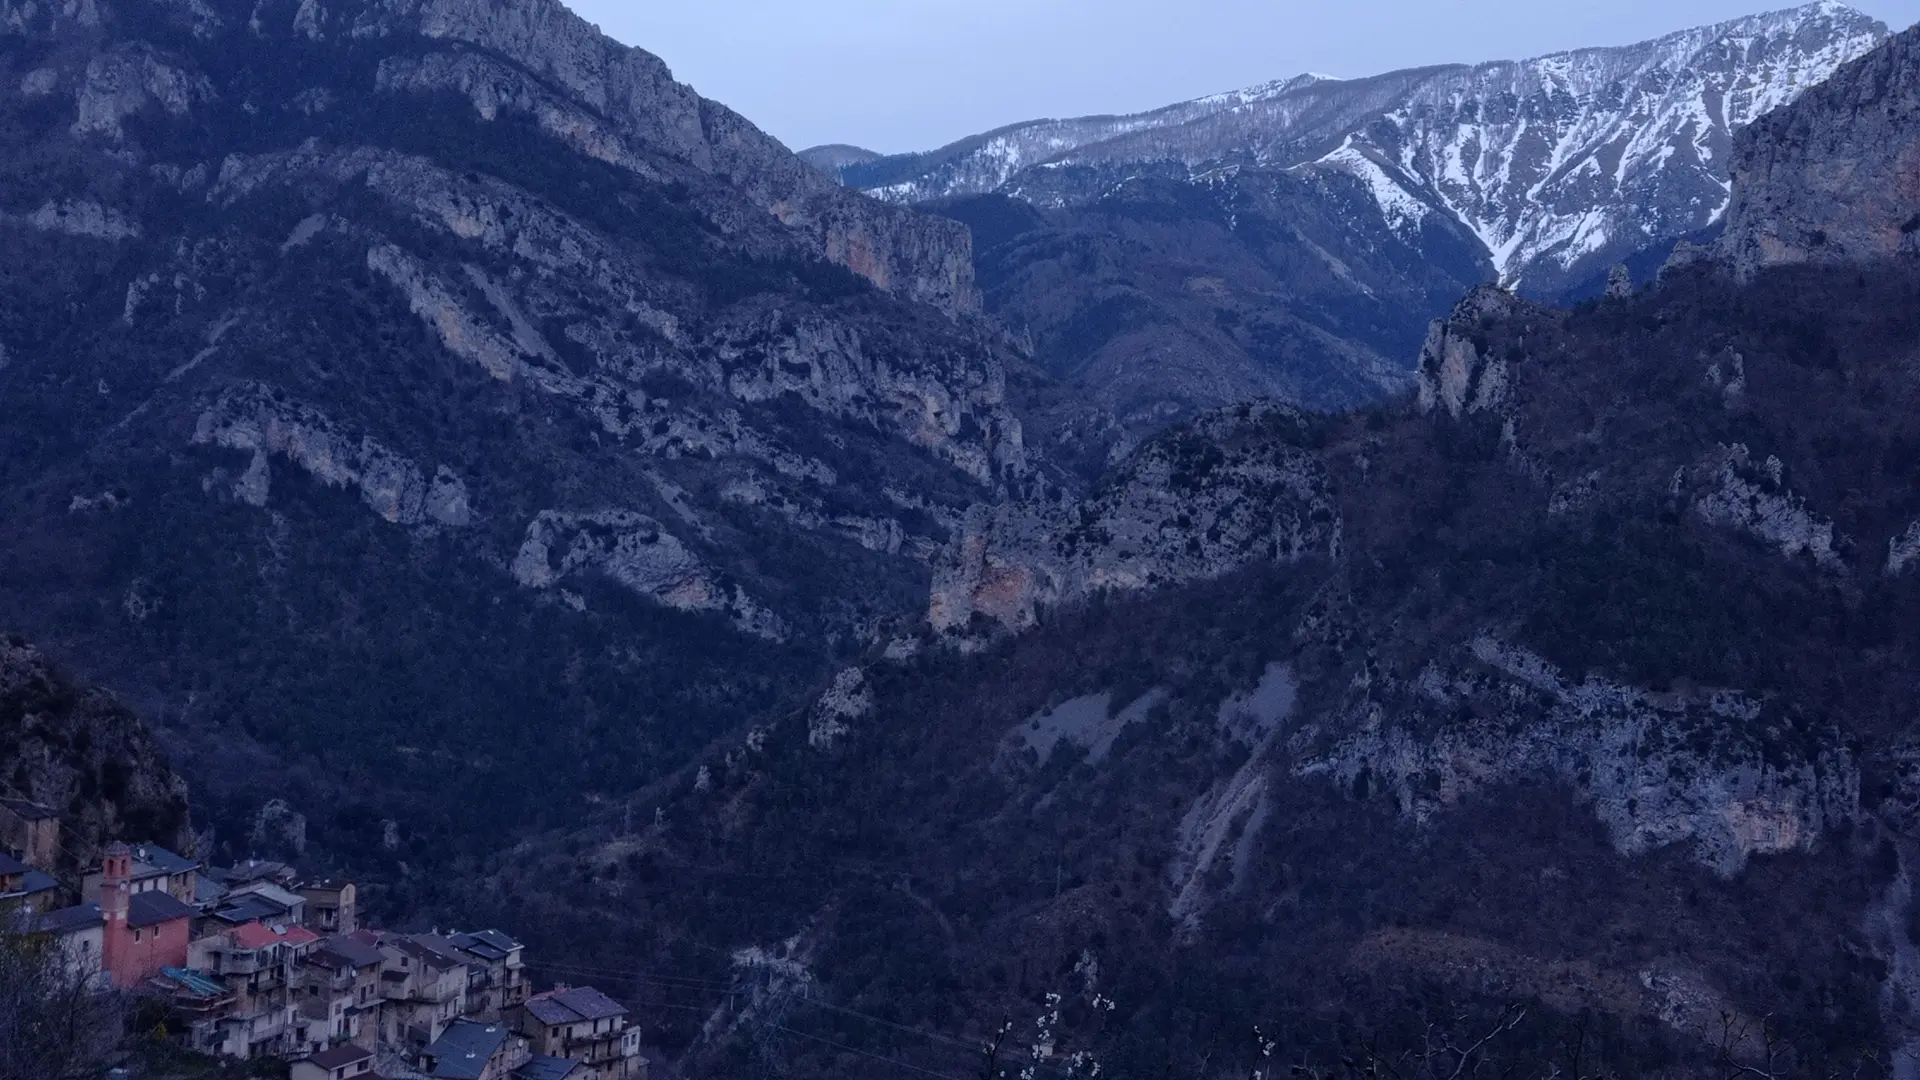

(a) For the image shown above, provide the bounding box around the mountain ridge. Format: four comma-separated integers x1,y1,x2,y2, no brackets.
805,1,1889,297
0,0,1056,868
491,21,1920,1077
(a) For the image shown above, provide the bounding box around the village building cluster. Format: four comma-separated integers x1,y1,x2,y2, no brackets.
1,798,647,1080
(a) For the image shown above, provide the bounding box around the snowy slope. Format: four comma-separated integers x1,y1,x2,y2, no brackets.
1344,0,1888,285
813,2,1887,292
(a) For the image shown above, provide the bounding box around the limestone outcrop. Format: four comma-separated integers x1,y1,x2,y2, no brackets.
0,635,193,864
511,510,785,640
930,404,1337,635
1302,638,1858,877
193,383,472,528
1719,22,1920,278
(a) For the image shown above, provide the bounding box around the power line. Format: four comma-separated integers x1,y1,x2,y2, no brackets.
535,960,1080,1080
768,1021,972,1080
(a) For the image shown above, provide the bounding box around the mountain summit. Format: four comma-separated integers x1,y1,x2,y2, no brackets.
807,2,1888,297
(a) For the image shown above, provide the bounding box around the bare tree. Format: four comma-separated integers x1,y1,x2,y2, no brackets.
1286,1004,1530,1080
979,1016,1013,1080
0,924,124,1080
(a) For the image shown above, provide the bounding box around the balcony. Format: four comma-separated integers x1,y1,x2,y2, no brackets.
561,1032,635,1065
222,1005,296,1043
206,951,265,976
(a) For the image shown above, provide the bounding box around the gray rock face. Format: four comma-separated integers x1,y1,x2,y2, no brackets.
1719,21,1920,278
0,0,1040,863
358,0,980,315
510,510,785,639
16,199,141,239
930,404,1337,635
193,383,472,527
0,634,194,863
1416,286,1523,419
1302,636,1858,877
72,44,211,140
806,666,871,750
1686,444,1842,569
823,3,1884,298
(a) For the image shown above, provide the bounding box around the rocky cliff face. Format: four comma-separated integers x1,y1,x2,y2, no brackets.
497,254,1920,1078
930,404,1338,636
427,18,1920,1079
0,0,1036,864
1302,636,1858,878
819,3,1885,299
793,5,1884,458
1719,20,1920,277
0,634,192,864
7,0,984,314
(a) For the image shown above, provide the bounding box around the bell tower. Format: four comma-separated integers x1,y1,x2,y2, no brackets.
99,842,132,988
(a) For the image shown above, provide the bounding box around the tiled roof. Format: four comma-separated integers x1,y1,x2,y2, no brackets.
32,903,102,935
127,890,197,928
449,929,519,962
306,1044,374,1070
311,934,386,969
230,882,305,910
212,895,287,925
524,986,628,1026
194,876,229,907
230,921,319,950
397,934,472,971
463,929,522,953
0,851,26,876
130,844,198,875
514,1056,582,1080
425,1019,512,1080
217,859,290,886
18,869,58,896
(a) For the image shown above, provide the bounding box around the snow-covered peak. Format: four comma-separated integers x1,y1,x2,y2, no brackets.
1335,0,1886,284
830,2,1887,293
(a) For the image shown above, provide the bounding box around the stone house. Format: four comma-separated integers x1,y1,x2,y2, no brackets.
511,987,645,1080
291,1042,379,1080
366,931,471,1047
0,797,60,869
449,929,529,1020
301,934,388,1048
208,880,308,928
189,920,322,1058
148,966,239,1057
0,849,59,912
300,878,357,935
28,901,106,989
422,1018,531,1080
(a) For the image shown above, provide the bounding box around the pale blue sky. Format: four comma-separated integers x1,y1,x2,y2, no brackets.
566,1,1920,154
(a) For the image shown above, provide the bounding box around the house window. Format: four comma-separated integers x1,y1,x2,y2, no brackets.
132,928,143,943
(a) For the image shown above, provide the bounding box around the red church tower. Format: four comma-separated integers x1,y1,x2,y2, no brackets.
98,842,132,984
97,840,194,989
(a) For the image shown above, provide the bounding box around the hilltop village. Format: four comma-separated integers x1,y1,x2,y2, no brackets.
2,797,646,1080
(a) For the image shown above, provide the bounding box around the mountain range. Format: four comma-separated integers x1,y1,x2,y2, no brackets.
487,17,1920,1078
797,3,1892,452
9,1,1920,1078
806,1,1886,298
0,0,1047,865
